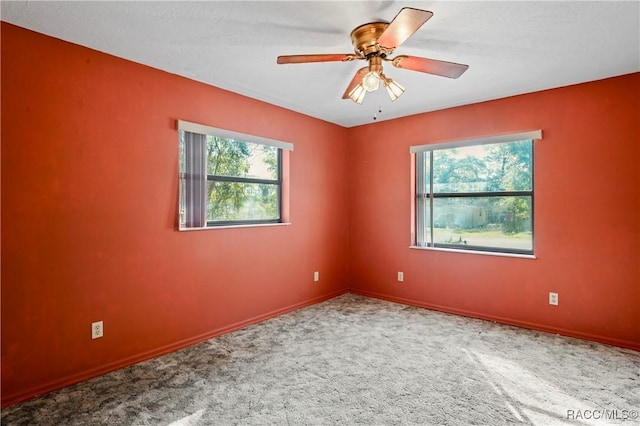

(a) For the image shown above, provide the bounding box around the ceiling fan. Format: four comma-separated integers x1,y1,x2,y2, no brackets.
277,7,469,104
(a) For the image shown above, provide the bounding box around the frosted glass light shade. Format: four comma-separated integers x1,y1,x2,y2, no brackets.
362,71,380,92
348,84,366,104
384,79,405,101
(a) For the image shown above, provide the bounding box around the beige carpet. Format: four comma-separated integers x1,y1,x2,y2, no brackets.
2,294,639,425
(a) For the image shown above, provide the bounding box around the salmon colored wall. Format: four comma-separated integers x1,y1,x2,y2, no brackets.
2,22,639,408
1,24,349,406
347,73,640,351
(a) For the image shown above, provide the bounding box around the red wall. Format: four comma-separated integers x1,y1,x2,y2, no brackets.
1,24,349,405
2,22,639,407
347,73,640,350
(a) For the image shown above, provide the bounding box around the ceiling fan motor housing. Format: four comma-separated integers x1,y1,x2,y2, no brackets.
350,22,389,56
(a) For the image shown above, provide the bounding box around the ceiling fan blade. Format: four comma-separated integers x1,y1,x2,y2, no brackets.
277,54,357,64
391,55,469,79
377,8,433,50
342,67,368,99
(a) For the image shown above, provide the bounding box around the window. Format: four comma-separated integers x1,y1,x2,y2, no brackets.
178,120,293,229
413,131,541,255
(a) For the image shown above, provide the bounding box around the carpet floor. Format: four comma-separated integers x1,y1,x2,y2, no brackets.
1,294,639,425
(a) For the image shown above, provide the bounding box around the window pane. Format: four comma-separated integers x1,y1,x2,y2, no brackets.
417,195,432,246
433,196,532,251
206,136,278,180
433,140,532,193
207,181,279,222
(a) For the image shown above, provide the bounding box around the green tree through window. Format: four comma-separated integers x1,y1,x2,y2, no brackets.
179,131,282,227
416,139,534,254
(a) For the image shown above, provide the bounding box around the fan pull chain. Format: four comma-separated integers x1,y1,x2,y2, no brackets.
373,105,383,121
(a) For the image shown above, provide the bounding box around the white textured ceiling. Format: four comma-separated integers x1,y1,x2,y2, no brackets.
2,1,639,127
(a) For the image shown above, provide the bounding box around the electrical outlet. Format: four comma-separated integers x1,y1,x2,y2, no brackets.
549,292,559,306
397,272,404,282
92,321,104,339
314,271,319,282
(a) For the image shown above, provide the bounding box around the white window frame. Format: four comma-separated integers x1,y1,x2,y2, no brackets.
177,120,293,230
411,130,542,256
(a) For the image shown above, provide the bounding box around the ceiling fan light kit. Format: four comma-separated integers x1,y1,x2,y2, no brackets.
362,73,380,92
362,56,383,92
276,7,469,107
383,77,405,102
348,84,367,104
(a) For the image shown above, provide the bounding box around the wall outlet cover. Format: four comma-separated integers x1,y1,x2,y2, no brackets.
92,321,104,339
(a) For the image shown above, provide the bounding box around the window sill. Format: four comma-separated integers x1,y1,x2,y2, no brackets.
409,245,536,259
179,222,292,231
